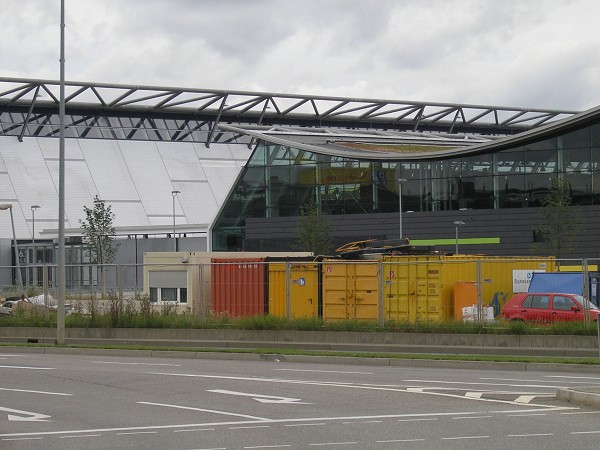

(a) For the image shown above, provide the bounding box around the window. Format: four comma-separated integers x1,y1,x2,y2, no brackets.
553,295,576,311
149,287,187,304
148,271,188,304
531,295,550,309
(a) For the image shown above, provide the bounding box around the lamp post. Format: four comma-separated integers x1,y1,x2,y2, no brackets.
172,190,180,252
454,220,465,254
0,204,24,292
31,205,40,245
31,205,40,289
396,179,406,239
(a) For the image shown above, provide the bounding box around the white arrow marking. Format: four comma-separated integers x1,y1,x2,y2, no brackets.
208,389,312,404
0,406,51,422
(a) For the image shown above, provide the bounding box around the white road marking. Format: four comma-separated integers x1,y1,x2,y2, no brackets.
208,389,312,404
309,442,357,446
1,437,43,441
562,411,600,415
571,430,600,434
507,413,547,417
0,406,51,422
0,408,569,439
59,434,101,439
342,420,382,424
274,369,373,375
0,387,72,396
173,427,216,433
230,425,270,430
397,418,437,422
285,423,325,427
482,376,600,385
377,439,425,443
0,365,54,370
137,401,269,421
465,392,483,399
245,445,291,449
452,415,492,420
546,375,600,380
508,433,553,437
442,435,489,440
515,395,544,404
405,379,565,389
150,372,561,408
117,431,158,435
93,361,181,367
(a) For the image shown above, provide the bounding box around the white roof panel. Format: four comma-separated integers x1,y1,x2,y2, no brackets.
79,139,139,201
0,136,252,239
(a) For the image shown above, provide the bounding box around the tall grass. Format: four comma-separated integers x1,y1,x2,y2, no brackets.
1,305,598,335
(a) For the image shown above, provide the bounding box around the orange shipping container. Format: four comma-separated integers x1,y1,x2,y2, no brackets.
211,258,266,317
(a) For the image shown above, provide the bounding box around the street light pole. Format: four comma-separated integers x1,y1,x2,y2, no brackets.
172,190,180,252
454,220,465,254
31,205,40,245
0,204,23,292
396,179,406,240
57,0,66,344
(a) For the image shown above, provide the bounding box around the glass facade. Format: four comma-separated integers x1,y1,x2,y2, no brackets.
212,122,600,251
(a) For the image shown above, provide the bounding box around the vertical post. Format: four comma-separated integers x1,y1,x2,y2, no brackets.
43,265,49,322
396,178,406,239
378,261,384,327
31,205,40,288
453,221,465,254
118,264,123,312
582,258,590,327
8,206,23,292
57,0,66,344
285,262,291,320
172,190,180,252
476,260,483,324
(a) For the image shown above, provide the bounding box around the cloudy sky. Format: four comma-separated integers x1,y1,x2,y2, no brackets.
2,0,599,110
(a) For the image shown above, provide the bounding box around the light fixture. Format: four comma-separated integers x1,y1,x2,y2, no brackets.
453,220,465,254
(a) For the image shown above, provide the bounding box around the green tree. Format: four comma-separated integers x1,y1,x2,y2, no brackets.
534,178,582,258
79,195,119,293
296,199,334,256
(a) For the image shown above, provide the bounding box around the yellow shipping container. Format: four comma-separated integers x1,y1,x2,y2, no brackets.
322,260,379,321
268,262,320,319
382,255,556,322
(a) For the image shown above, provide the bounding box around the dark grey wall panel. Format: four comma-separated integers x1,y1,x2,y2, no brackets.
245,206,600,259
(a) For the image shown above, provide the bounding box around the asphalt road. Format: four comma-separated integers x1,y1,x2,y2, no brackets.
1,351,599,449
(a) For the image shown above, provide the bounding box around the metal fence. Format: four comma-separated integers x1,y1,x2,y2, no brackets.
1,257,599,325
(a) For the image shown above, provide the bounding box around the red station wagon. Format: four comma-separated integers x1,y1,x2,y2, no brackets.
501,292,600,323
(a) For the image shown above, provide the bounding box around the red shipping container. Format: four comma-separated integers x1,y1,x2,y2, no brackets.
211,258,266,317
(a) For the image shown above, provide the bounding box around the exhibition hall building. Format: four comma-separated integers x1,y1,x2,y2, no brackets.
1,77,599,280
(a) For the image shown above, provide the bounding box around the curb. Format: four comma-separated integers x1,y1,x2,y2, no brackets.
556,387,600,409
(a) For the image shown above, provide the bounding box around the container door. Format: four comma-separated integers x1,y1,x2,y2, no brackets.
289,264,319,318
322,263,351,320
384,259,418,322
352,263,379,320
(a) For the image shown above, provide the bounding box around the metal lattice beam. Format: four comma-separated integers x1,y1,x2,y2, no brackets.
0,77,579,139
